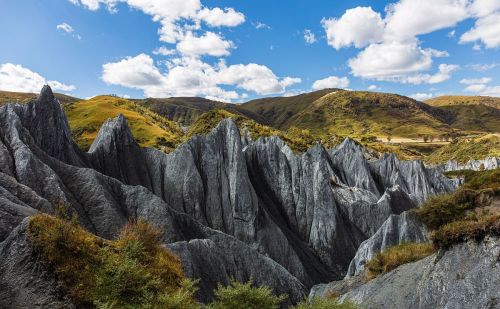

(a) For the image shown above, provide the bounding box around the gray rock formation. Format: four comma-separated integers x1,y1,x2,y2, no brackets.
0,220,76,309
436,157,500,172
346,211,428,277
0,86,461,305
312,237,500,309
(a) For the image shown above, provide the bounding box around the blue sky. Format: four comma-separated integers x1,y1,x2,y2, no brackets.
0,0,499,102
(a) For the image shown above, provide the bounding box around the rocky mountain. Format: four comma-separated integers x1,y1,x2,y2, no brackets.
0,86,472,307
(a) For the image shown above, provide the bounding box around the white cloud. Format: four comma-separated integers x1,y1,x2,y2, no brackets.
468,63,498,71
216,62,301,95
460,77,492,84
479,86,500,96
312,76,350,90
69,0,245,47
348,41,434,79
0,63,75,93
102,54,165,88
152,46,176,56
464,84,487,92
303,29,317,44
409,92,434,101
322,0,500,84
176,31,233,57
322,7,384,49
253,22,270,30
348,40,456,84
384,0,469,41
468,0,500,17
196,7,245,27
101,54,299,101
402,64,459,84
57,22,74,33
368,85,379,90
460,12,500,48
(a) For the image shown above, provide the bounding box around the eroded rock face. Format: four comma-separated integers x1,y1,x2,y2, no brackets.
436,157,500,172
346,211,428,277
0,86,460,305
312,237,500,309
0,220,76,309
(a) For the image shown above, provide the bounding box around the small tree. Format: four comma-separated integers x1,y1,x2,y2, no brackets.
423,135,429,143
387,135,392,143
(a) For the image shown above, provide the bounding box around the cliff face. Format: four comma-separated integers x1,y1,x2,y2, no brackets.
0,86,460,305
311,237,500,309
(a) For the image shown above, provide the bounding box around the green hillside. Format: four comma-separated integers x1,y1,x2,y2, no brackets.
426,134,500,163
426,96,500,133
65,96,183,152
242,90,453,139
137,97,268,126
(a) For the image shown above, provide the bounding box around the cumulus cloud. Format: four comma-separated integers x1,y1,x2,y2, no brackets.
460,12,500,48
409,92,434,101
176,31,233,57
303,29,317,44
348,41,435,80
322,0,500,84
0,63,75,93
101,54,300,101
312,76,350,90
196,7,245,27
402,64,459,84
384,0,469,41
368,85,379,90
322,7,384,49
69,0,245,57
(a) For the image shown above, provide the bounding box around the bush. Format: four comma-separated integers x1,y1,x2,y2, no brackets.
292,297,358,309
415,189,478,230
207,279,286,309
365,243,435,279
430,214,500,249
28,214,197,309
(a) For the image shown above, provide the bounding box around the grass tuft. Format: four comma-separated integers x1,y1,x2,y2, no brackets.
365,243,435,279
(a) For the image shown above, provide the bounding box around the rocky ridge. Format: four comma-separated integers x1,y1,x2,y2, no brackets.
0,86,460,306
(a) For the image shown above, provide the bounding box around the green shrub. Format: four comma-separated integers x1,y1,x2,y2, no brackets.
365,243,435,279
292,297,358,309
28,214,198,309
207,279,286,309
430,214,500,249
415,189,478,230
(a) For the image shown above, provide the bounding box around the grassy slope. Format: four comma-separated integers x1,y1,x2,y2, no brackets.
426,134,500,163
137,97,268,126
242,90,453,139
65,96,183,151
426,96,500,133
0,90,78,105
